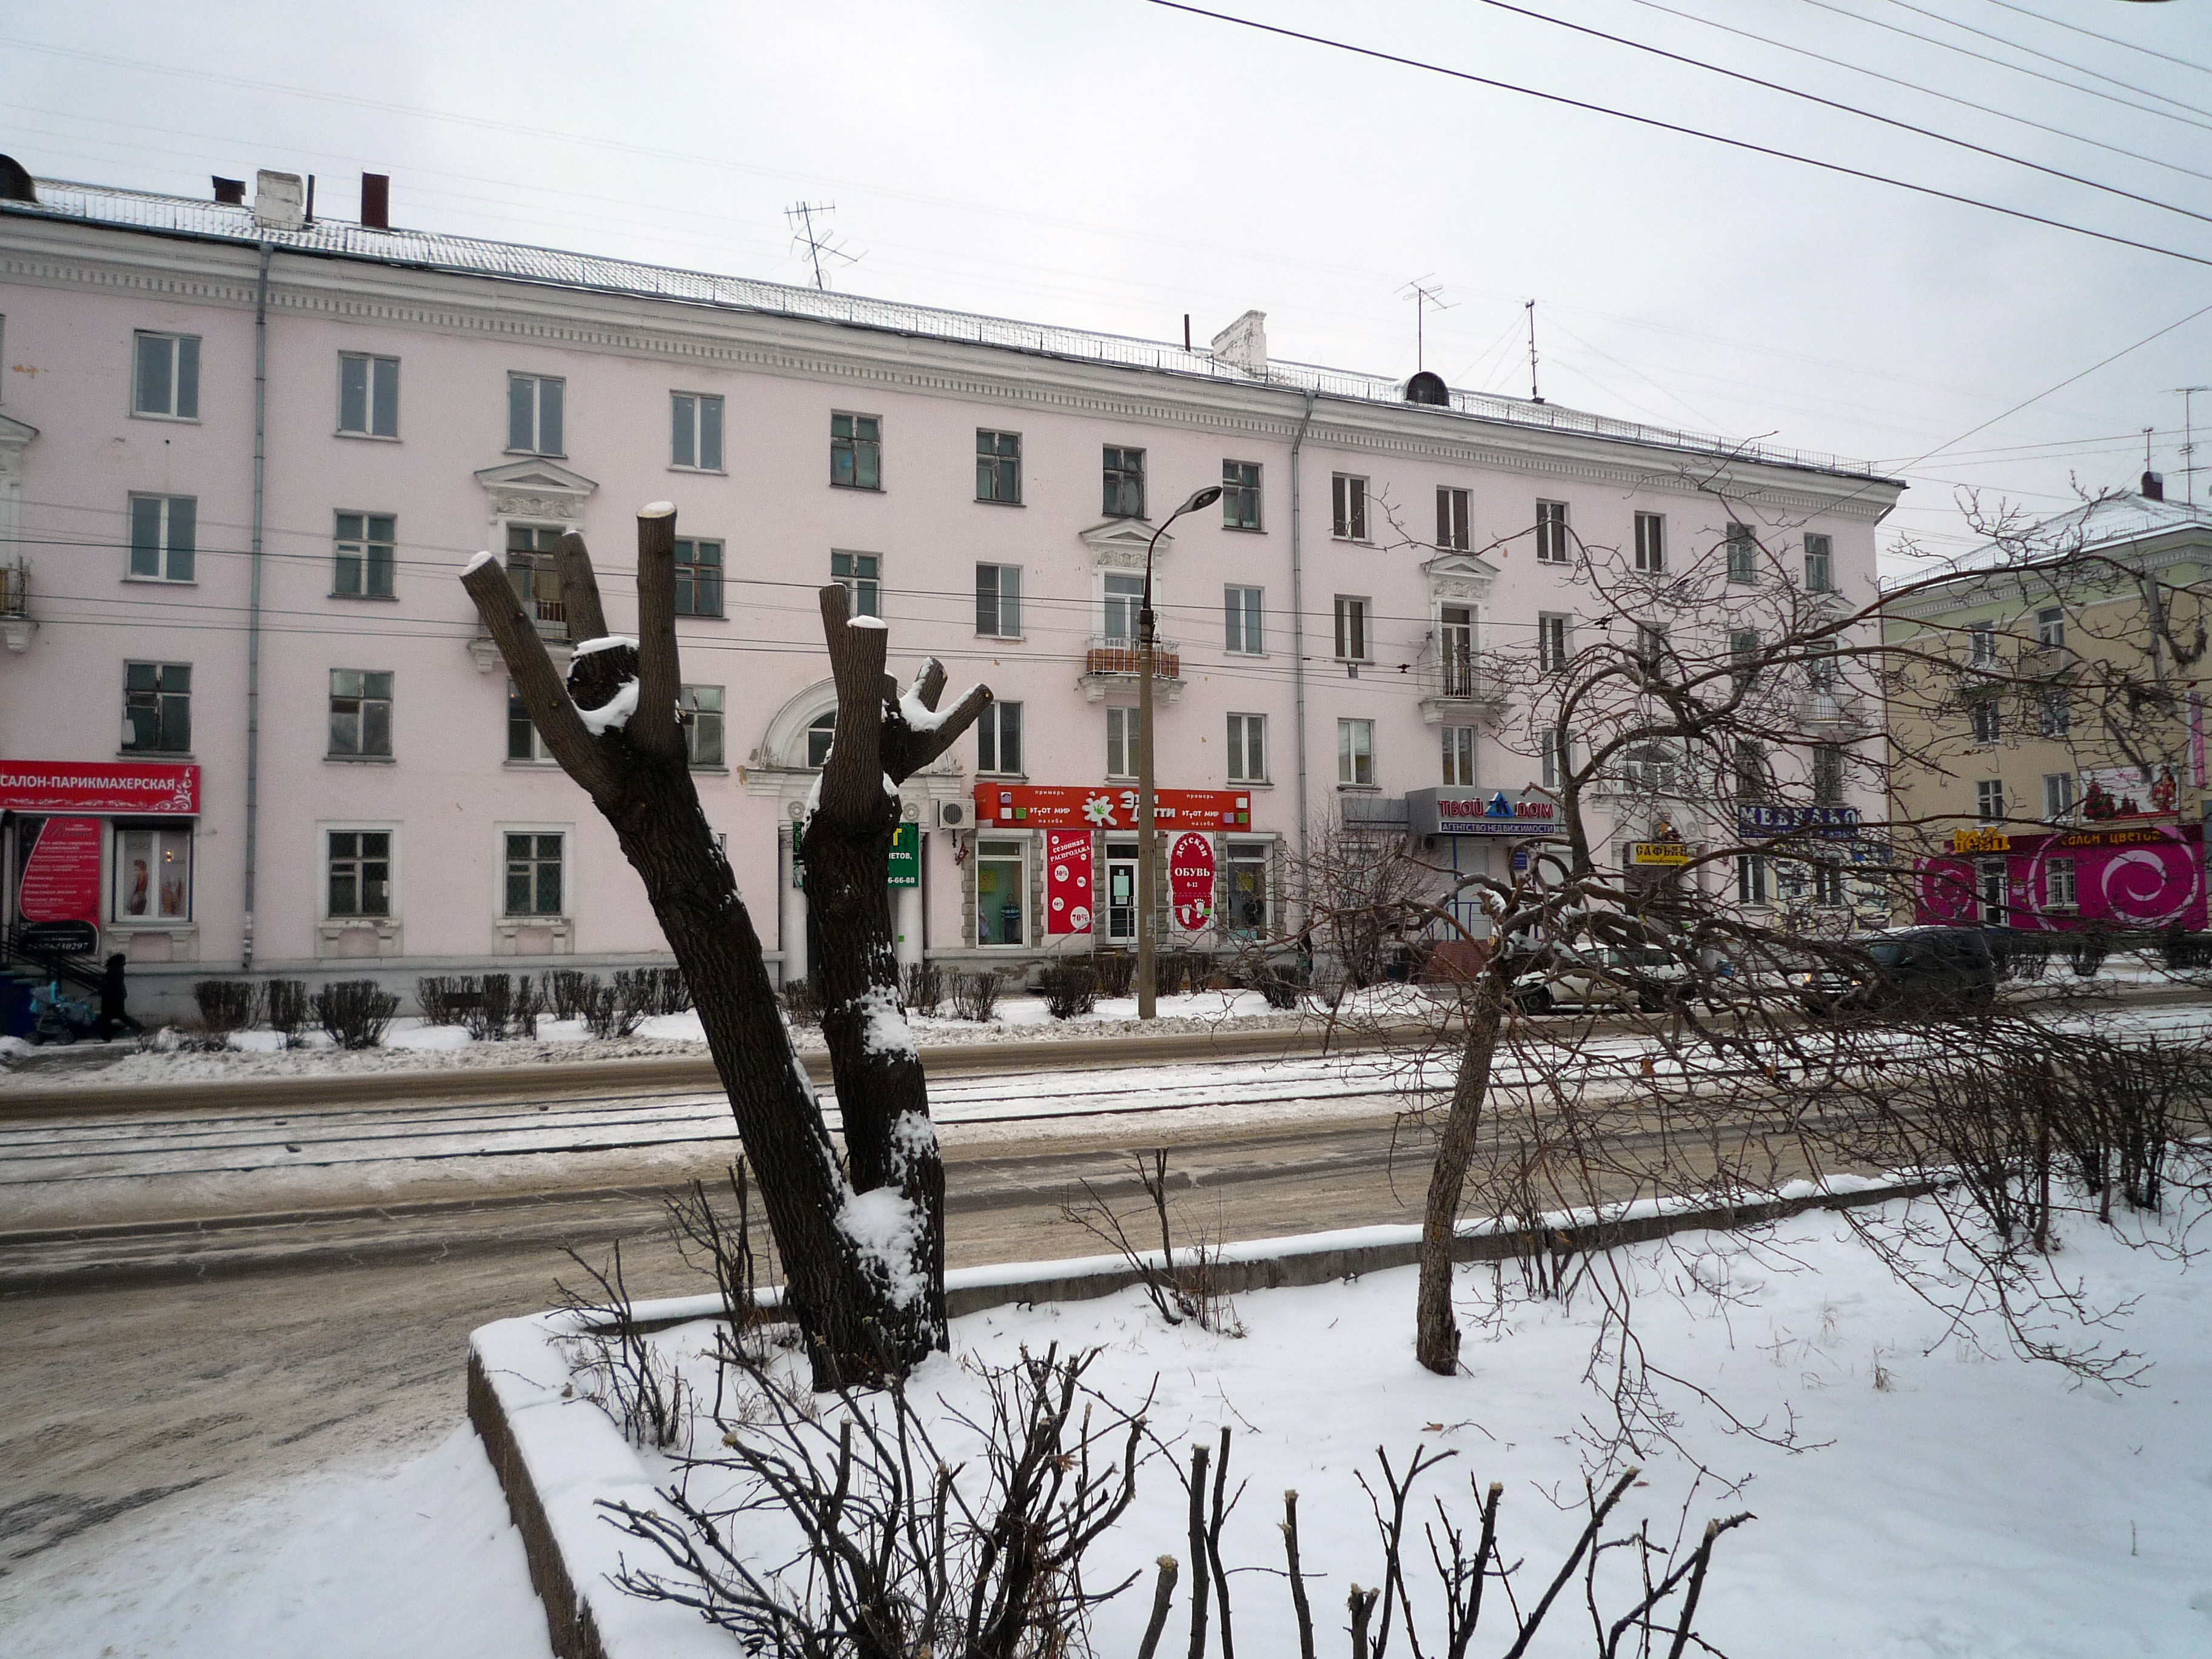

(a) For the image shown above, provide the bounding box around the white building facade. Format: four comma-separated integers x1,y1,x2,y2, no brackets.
0,168,1902,1014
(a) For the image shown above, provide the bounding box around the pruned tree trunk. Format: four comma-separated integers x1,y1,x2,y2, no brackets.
459,507,985,1387
1415,968,1509,1374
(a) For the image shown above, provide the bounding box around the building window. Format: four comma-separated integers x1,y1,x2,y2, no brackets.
329,670,393,757
1805,533,1834,593
1725,522,1758,585
1535,500,1569,563
2035,606,2065,648
1977,859,2007,927
1729,627,1761,692
1541,728,1567,789
1332,475,1368,541
1620,742,1678,794
672,393,725,471
334,512,395,598
504,833,565,916
1734,739,1766,800
128,495,196,583
328,830,391,917
1970,700,2001,745
1437,487,1470,551
2045,856,2077,910
1736,853,1769,906
1224,840,1270,936
1442,724,1476,786
1102,572,1144,645
1968,623,1998,666
1227,712,1266,783
1223,461,1261,530
1977,779,2005,822
1812,859,1846,907
507,374,564,455
976,563,1022,637
977,701,1023,775
1333,596,1370,662
977,430,1021,503
1538,612,1569,673
506,680,550,763
681,685,725,768
806,711,837,769
976,838,1026,946
1635,512,1666,573
1439,605,1476,696
674,538,723,618
1811,743,1844,804
1635,623,1669,672
2043,772,2076,820
115,823,191,920
833,550,880,617
133,330,199,419
338,354,400,438
1103,445,1145,518
1224,585,1264,654
1338,718,1375,786
122,663,191,753
2037,689,2070,737
1106,706,1139,780
506,525,565,627
831,412,882,489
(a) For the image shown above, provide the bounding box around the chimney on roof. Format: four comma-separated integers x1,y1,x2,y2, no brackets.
0,155,36,204
212,176,246,204
361,173,390,230
2143,469,2166,501
252,169,305,230
1210,309,1268,377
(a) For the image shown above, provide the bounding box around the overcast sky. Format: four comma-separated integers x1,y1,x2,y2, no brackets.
7,0,2212,565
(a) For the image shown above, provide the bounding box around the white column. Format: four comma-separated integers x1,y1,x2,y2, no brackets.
895,883,923,968
780,821,808,984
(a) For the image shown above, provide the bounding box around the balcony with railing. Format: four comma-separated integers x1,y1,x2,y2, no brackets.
1078,634,1184,702
468,581,572,671
1,563,30,652
1795,689,1867,731
1416,654,1507,721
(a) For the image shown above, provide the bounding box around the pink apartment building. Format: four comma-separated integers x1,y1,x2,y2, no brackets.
0,166,1903,1016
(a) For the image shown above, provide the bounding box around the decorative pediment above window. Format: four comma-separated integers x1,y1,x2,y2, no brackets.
1421,551,1501,602
474,457,599,520
1081,518,1171,571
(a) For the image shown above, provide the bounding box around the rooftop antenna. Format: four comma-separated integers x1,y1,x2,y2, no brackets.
785,201,859,291
1398,276,1456,372
2176,387,2209,503
1526,299,1543,403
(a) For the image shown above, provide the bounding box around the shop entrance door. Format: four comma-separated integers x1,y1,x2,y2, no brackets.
1105,842,1138,942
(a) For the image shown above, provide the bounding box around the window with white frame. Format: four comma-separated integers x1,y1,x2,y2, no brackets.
327,830,391,917
506,525,564,627
977,700,1023,775
1226,712,1266,783
832,550,880,617
1977,859,2007,926
1224,585,1263,654
1812,858,1846,907
1102,445,1145,518
976,563,1022,637
681,685,725,768
671,392,725,471
1635,511,1666,572
328,670,392,758
129,494,195,582
1968,622,1998,666
1535,500,1569,563
674,538,723,617
977,430,1021,503
338,353,399,438
507,373,564,455
506,680,551,763
1804,532,1834,593
1438,605,1476,696
1734,739,1766,800
1222,460,1262,531
1102,572,1144,645
975,837,1026,946
1729,627,1760,691
1541,728,1569,789
133,330,199,419
504,832,565,916
1620,743,1678,794
1224,840,1271,935
1970,700,2001,745
333,512,395,598
1105,706,1139,779
1338,718,1375,786
832,412,881,489
1635,622,1669,673
1726,522,1758,585
1332,474,1368,541
1977,778,2005,822
1811,742,1844,803
1333,595,1370,662
2038,689,2070,737
2035,606,2065,647
806,711,837,769
1538,612,1569,672
1736,853,1769,905
1442,725,1476,786
2045,856,2077,910
1437,487,1470,551
114,822,191,920
123,663,191,753
2043,772,2076,820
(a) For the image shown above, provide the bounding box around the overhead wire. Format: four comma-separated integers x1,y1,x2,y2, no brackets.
1978,0,2212,79
1871,0,2212,122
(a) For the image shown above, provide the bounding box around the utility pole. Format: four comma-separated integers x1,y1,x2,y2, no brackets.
2176,387,2208,503
1526,299,1542,403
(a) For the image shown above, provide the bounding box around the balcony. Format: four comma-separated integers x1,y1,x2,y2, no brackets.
1078,634,1184,703
0,563,29,653
469,592,574,672
1795,689,1868,731
1416,655,1507,722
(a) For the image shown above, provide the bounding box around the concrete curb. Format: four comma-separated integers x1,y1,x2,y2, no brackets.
469,1176,1938,1659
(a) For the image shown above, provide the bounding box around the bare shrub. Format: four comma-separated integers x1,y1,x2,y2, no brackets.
1090,951,1136,998
666,1157,763,1336
546,968,592,1022
464,974,513,1041
902,959,948,1017
511,973,545,1040
192,979,256,1037
1039,962,1098,1020
414,974,478,1027
1253,964,1301,1010
1063,1148,1240,1335
780,976,823,1027
312,979,398,1049
951,970,1002,1022
586,978,646,1040
557,1241,691,1450
263,979,307,1046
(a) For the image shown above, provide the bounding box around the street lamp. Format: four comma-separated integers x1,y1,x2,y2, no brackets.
1138,483,1224,1019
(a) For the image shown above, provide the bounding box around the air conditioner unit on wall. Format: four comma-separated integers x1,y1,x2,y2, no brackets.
932,799,971,831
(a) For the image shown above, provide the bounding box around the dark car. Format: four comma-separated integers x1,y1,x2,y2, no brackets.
1797,927,1997,1019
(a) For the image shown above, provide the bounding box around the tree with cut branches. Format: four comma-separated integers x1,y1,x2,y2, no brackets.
461,504,988,1386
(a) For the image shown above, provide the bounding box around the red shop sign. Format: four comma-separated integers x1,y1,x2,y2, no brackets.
18,816,102,925
1170,831,1216,933
976,784,1252,831
1045,830,1094,935
0,760,199,816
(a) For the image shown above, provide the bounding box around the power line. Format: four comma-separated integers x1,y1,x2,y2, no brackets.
1979,0,2212,80
1872,0,2212,122
1144,2,2212,271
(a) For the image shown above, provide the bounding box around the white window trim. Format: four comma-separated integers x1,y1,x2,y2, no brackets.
976,700,1025,779
1226,711,1269,785
1097,568,1151,645
1105,705,1139,782
1333,594,1373,663
493,821,575,954
1332,474,1370,543
1338,717,1376,789
1224,584,1266,656
976,561,1024,640
505,372,566,458
130,330,201,423
972,831,1031,949
317,820,404,956
669,390,728,474
336,352,401,441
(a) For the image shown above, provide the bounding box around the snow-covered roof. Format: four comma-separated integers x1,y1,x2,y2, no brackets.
5,175,1895,485
1888,491,2212,590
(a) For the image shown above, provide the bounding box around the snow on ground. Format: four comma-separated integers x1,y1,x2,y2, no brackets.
0,1425,549,1659
546,1193,2212,1657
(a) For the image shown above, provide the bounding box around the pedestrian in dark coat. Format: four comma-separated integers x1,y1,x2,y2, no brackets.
97,953,142,1042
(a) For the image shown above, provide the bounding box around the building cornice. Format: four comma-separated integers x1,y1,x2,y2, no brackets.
1880,531,2212,625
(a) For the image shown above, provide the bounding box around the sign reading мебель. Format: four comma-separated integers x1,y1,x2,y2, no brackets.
1405,787,1558,837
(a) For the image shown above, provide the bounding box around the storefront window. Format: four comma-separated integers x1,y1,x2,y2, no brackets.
1225,840,1269,935
976,838,1025,946
115,824,192,920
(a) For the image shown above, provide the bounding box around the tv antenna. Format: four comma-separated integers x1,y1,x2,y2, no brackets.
2175,387,2209,503
1398,276,1456,372
1526,299,1543,403
785,201,860,290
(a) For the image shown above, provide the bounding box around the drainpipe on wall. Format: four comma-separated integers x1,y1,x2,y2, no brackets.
241,242,272,972
1289,387,1316,922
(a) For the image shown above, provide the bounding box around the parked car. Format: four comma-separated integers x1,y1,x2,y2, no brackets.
1512,945,1694,1014
1796,927,1997,1019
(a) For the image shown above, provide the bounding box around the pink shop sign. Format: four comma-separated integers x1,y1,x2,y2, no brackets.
1915,824,2206,932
